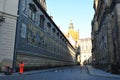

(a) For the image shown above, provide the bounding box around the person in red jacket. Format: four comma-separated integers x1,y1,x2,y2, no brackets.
19,61,24,74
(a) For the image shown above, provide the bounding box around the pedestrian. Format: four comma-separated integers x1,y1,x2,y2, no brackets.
5,66,9,75
19,61,24,74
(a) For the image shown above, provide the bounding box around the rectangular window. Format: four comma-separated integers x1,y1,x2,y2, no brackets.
40,15,45,29
28,9,36,21
32,12,35,21
28,9,32,18
21,23,27,38
21,0,26,11
29,3,37,21
47,22,51,33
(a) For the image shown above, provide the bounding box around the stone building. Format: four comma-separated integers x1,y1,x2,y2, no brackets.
0,0,19,72
80,38,92,66
0,0,76,72
91,0,120,73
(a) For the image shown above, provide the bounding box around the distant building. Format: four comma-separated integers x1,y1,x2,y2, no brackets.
64,20,80,64
80,38,92,65
65,20,79,47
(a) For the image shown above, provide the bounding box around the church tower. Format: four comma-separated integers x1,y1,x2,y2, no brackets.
68,20,79,43
68,20,74,30
64,20,80,47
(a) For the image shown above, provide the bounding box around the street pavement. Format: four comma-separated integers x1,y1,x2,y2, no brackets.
0,65,120,80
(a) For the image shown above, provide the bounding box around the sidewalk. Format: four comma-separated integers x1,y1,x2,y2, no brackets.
0,68,55,76
86,65,120,79
0,66,71,77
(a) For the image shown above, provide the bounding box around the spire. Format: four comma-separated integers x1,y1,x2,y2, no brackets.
68,20,74,29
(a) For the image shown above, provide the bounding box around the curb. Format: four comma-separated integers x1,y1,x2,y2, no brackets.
86,66,120,79
23,66,72,75
90,73,120,79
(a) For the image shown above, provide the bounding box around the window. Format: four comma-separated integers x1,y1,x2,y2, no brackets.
47,22,51,33
104,0,110,7
57,32,59,37
40,15,45,29
21,23,27,38
21,0,26,11
32,12,35,21
52,28,55,33
29,3,37,21
52,28,56,39
36,32,40,46
28,24,36,44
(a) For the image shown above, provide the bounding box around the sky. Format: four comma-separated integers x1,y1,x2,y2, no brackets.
46,0,94,39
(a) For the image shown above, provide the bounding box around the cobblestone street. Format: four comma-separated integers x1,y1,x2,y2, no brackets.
0,66,120,80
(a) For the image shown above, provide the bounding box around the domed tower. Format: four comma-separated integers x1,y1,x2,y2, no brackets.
68,20,79,44
37,0,47,11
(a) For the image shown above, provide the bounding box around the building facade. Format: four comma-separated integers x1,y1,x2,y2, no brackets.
80,38,92,66
0,0,76,72
91,0,120,73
